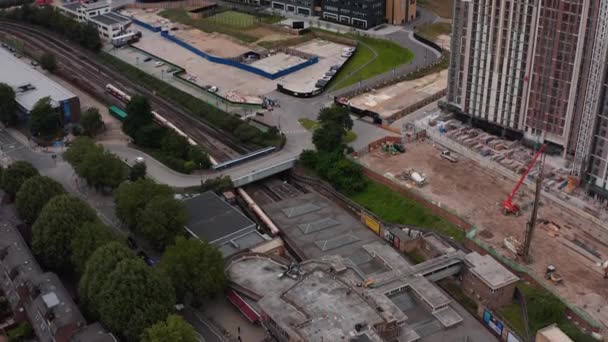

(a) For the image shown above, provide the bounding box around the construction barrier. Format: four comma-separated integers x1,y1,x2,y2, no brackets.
131,18,161,32
159,31,318,80
132,20,318,79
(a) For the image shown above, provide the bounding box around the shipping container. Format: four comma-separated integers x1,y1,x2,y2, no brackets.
109,106,128,121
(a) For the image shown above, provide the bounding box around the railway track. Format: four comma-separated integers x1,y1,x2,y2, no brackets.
0,21,252,161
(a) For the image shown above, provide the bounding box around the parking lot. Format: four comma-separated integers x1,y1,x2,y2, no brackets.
131,30,275,104
278,39,351,93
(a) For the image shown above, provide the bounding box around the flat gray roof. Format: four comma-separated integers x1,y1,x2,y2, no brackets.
465,252,519,289
262,192,382,264
62,2,82,12
90,12,131,26
184,192,258,252
0,48,76,112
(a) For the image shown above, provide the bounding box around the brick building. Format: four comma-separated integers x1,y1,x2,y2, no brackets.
462,252,519,308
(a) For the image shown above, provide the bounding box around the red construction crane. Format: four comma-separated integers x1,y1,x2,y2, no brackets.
502,144,547,216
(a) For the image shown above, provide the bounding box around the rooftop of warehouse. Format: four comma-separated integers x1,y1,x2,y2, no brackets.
183,192,265,256
0,48,76,112
261,192,383,264
465,251,519,289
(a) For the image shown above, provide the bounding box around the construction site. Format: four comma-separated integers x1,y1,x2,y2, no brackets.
357,117,608,330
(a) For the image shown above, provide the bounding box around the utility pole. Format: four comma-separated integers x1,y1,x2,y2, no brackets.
521,155,545,263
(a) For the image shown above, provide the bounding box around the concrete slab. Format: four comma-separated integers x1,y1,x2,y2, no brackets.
249,52,306,74
433,306,463,328
349,69,448,118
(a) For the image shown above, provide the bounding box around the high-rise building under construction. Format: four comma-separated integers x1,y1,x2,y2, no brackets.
446,0,608,198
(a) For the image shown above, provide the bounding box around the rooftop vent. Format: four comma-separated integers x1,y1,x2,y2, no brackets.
42,292,60,309
16,84,36,93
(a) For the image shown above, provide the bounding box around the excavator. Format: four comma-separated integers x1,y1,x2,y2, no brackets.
502,144,547,216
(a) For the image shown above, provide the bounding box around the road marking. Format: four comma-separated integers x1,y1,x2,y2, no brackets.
196,332,205,342
193,311,224,342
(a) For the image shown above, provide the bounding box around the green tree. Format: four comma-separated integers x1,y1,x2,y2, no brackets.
0,83,17,125
64,136,100,167
98,259,176,342
160,237,226,304
79,242,134,318
188,146,211,169
326,158,366,194
200,176,233,193
31,194,97,270
80,107,104,136
40,52,57,72
161,131,188,159
124,95,153,137
115,179,172,229
7,322,33,342
15,175,65,223
30,96,59,137
129,162,147,181
81,23,102,51
298,149,319,170
234,123,259,143
71,221,116,274
76,149,128,190
137,196,187,250
312,122,344,153
0,161,39,196
141,314,197,342
134,124,165,149
317,106,353,131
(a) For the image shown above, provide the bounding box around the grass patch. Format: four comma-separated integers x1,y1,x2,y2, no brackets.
417,0,453,18
495,283,597,342
416,22,451,41
96,52,282,147
499,304,526,337
330,34,414,90
298,118,320,130
343,130,357,143
159,8,259,43
207,10,258,28
348,179,465,241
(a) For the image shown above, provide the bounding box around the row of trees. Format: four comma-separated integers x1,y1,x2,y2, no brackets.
64,137,131,190
124,95,212,174
299,106,367,194
0,160,226,341
115,179,186,250
0,4,102,51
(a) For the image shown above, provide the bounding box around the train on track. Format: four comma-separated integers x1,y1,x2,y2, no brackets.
106,84,217,164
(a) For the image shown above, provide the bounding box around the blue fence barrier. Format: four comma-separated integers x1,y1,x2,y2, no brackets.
132,18,161,32
131,20,317,79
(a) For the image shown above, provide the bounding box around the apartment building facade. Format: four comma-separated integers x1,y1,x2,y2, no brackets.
448,0,608,197
447,0,603,154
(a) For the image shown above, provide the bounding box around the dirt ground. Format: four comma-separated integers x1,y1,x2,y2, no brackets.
349,69,447,119
175,28,255,57
359,141,608,330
